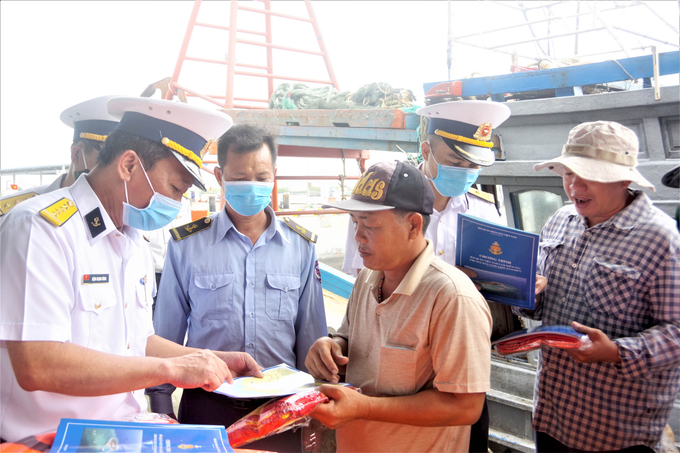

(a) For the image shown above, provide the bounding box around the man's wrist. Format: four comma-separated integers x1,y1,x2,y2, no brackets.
357,392,372,421
609,341,622,363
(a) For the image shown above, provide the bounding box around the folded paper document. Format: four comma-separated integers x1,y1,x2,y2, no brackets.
215,363,351,399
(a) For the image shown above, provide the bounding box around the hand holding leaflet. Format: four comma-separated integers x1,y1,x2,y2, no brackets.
564,321,622,364
220,364,354,448
227,391,329,448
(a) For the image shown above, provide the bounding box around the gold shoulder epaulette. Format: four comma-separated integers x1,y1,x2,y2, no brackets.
283,217,318,243
468,187,495,204
0,192,39,216
170,216,213,241
39,197,78,227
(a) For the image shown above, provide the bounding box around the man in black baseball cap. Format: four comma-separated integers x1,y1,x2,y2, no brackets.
326,159,434,214
306,160,492,452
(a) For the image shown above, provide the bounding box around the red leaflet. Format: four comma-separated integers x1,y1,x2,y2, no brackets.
227,391,329,448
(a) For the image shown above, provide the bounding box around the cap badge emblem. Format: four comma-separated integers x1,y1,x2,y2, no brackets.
473,122,493,142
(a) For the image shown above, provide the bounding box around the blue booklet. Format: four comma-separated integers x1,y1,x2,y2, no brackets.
49,419,234,452
455,213,539,309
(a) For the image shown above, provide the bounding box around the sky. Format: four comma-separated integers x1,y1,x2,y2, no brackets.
1,1,678,193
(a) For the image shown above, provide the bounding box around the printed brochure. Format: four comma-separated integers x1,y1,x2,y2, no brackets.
215,363,351,399
455,213,539,309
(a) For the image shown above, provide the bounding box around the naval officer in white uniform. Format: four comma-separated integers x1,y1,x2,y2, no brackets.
0,96,119,217
0,97,261,442
343,100,511,275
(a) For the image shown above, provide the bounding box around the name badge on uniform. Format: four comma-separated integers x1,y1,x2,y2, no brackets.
83,274,109,284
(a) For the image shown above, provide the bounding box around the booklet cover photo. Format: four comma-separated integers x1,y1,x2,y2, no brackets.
49,419,234,452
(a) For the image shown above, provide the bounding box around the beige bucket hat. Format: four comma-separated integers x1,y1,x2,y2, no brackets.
534,121,655,191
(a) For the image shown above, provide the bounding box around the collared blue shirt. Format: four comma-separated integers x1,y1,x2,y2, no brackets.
147,206,326,412
515,191,680,451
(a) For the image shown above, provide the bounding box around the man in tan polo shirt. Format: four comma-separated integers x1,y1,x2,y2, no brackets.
306,160,492,452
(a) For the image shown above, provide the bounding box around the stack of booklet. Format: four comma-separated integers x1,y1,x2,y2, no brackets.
492,325,590,356
50,419,233,452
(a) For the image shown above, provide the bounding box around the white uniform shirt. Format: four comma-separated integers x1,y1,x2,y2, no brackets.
342,192,503,275
0,176,154,441
0,174,65,218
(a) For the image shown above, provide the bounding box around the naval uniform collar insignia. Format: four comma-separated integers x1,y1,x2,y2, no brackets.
85,207,107,238
170,216,213,241
467,187,495,204
283,217,318,243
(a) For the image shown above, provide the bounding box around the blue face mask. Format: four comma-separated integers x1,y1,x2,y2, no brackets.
429,152,481,197
122,158,182,231
224,181,274,216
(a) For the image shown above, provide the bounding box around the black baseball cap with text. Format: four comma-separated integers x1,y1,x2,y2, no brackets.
324,160,434,214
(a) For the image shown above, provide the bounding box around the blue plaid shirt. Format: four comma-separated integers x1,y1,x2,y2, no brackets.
517,191,680,451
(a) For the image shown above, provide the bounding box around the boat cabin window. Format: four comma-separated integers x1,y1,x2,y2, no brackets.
510,190,564,234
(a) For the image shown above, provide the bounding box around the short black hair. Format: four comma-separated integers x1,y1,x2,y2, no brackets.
392,208,430,234
97,130,171,170
217,124,277,168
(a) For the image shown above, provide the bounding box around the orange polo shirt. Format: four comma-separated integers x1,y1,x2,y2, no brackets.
335,241,492,452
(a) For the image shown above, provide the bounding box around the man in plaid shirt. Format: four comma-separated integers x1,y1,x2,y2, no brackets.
515,121,680,452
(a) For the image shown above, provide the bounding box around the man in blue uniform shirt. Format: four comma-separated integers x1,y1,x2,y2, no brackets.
148,124,327,452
